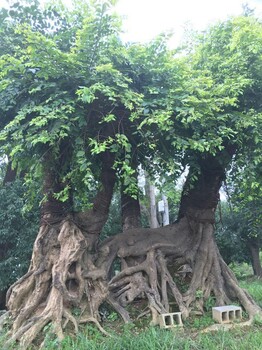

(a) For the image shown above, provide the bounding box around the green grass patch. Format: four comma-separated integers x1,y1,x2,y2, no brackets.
28,324,262,350
195,326,262,350
240,278,262,308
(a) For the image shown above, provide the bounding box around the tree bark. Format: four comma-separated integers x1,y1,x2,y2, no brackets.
106,155,260,321
92,155,261,327
121,190,141,231
178,155,225,220
5,151,117,348
247,238,262,277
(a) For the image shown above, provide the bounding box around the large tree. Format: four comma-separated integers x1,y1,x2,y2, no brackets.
0,1,261,348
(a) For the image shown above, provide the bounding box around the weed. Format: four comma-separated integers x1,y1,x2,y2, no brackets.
230,262,253,279
204,295,216,312
195,289,204,299
107,311,118,321
240,278,262,307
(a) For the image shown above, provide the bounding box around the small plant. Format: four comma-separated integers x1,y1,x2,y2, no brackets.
41,323,63,350
72,307,81,317
192,315,214,329
254,314,262,326
107,311,118,321
195,289,204,299
204,295,216,312
230,262,253,279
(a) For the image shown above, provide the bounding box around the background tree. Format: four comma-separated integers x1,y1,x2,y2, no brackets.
215,202,261,276
0,179,38,309
215,202,250,265
225,160,262,277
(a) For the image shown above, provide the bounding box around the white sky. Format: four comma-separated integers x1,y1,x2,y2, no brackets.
0,0,262,46
114,0,262,46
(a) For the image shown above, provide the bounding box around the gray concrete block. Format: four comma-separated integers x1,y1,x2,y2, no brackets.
159,312,183,328
212,305,242,324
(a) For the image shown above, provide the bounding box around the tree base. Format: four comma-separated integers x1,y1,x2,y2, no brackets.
5,215,262,349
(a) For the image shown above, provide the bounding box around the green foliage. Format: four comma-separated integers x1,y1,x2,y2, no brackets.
189,315,215,329
204,296,216,312
0,0,143,202
227,163,262,243
230,262,254,280
124,15,262,195
100,193,122,239
156,180,181,223
0,180,38,292
216,162,262,268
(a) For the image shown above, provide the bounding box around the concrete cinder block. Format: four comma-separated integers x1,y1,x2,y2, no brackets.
212,305,242,324
159,312,183,328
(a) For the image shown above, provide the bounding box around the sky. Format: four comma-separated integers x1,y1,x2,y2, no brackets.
114,0,262,46
1,0,262,47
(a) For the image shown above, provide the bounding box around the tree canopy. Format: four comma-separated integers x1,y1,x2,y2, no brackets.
1,2,261,198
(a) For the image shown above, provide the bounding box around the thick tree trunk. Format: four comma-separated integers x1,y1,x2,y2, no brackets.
247,238,262,277
4,151,116,349
104,156,261,322
121,190,141,231
175,155,261,315
178,155,225,220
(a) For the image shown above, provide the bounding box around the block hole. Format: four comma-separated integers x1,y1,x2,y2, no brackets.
235,310,241,319
173,314,181,324
222,312,228,321
164,315,172,326
229,311,234,320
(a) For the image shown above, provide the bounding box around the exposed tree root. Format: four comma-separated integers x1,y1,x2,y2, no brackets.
79,317,110,336
5,219,99,349
5,215,262,348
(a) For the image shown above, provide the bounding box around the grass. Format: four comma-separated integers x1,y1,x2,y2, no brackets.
23,323,262,350
1,262,261,350
240,278,262,308
230,258,262,308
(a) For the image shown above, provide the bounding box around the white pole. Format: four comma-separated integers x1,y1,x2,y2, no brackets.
162,194,169,226
149,183,159,228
